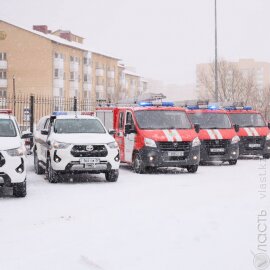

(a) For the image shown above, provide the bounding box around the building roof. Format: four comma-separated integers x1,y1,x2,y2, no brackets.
0,19,121,60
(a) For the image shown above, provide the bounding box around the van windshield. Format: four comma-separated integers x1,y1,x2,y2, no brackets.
189,113,232,129
229,113,266,127
0,119,17,137
135,110,192,130
54,119,106,134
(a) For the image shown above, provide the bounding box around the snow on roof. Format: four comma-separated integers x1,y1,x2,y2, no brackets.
123,70,141,77
0,19,121,60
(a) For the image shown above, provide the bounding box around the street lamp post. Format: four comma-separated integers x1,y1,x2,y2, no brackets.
214,0,218,102
13,75,16,115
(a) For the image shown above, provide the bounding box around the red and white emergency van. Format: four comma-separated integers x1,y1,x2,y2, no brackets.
96,99,201,173
224,104,270,159
185,102,240,165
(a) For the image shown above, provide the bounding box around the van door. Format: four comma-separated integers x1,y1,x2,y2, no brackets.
124,111,136,163
115,110,125,161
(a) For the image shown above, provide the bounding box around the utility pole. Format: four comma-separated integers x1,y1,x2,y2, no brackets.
214,0,218,102
13,75,16,115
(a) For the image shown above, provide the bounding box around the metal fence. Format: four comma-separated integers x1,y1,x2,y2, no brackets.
0,95,95,133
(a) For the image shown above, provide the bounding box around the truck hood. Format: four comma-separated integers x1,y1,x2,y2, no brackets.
0,137,21,151
50,133,115,144
140,129,196,142
238,127,269,137
199,129,237,140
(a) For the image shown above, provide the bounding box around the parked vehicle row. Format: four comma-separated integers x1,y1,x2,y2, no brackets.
0,98,269,198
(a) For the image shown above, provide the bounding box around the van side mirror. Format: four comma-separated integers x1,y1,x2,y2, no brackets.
108,129,116,135
41,129,49,135
234,124,240,133
194,124,200,134
268,122,270,129
21,131,33,139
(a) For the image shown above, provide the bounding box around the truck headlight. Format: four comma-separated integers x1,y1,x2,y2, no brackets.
6,146,25,156
144,138,157,148
192,137,201,147
231,135,240,144
107,141,119,149
266,133,270,141
52,141,71,149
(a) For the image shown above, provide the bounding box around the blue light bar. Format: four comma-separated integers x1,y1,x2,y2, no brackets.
244,106,252,110
139,101,153,107
162,101,174,107
139,101,174,107
208,105,219,110
187,105,219,110
187,105,199,110
52,111,68,116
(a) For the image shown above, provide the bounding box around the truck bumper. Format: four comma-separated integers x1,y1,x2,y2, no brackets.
239,138,270,156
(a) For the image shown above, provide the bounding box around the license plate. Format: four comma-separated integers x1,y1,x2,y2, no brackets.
168,151,184,157
210,148,225,153
249,143,261,148
80,158,100,164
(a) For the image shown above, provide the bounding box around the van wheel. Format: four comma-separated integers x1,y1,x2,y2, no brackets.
47,157,58,183
34,151,45,175
105,169,119,182
133,153,145,174
229,159,237,165
13,180,27,197
263,154,270,159
186,165,198,173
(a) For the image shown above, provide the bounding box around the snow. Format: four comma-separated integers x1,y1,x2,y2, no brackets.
0,157,269,270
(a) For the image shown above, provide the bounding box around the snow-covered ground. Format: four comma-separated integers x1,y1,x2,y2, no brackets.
0,157,269,270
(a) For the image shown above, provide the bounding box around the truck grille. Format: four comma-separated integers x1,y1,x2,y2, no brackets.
202,139,231,156
71,145,108,157
0,152,5,167
157,141,191,151
241,136,265,150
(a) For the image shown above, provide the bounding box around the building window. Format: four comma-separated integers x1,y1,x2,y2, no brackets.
70,56,74,62
84,74,88,82
0,52,7,61
70,72,74,81
59,88,64,97
54,69,59,78
0,88,7,98
0,71,7,79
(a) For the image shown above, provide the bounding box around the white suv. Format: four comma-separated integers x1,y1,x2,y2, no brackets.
0,110,32,197
33,112,120,183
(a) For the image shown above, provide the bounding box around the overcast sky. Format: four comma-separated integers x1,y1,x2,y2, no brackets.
1,0,270,85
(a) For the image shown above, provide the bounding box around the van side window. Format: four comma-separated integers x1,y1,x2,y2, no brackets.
119,112,124,129
126,112,135,130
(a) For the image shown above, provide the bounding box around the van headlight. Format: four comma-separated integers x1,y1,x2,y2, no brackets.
52,141,70,149
6,146,25,156
231,135,240,144
192,137,201,147
144,138,157,148
266,133,270,140
107,141,119,149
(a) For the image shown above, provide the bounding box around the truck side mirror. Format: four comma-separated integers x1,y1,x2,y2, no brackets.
41,129,49,135
194,124,200,134
108,129,116,135
268,122,270,129
21,131,33,139
124,124,132,135
234,124,240,132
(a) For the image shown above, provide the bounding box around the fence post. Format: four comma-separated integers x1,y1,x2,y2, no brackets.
73,96,77,111
30,95,35,148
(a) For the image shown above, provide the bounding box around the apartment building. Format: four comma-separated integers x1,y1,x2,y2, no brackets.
0,19,147,103
196,59,270,99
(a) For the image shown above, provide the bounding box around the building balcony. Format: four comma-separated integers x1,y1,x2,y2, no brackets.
0,60,7,69
107,71,115,79
54,58,64,69
84,65,92,74
96,68,104,77
70,80,79,89
53,79,64,88
70,62,79,72
96,85,104,92
0,79,7,88
83,83,92,91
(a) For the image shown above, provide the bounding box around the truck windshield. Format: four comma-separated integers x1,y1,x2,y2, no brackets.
0,119,17,137
189,113,232,129
135,110,192,130
54,119,106,134
229,113,266,127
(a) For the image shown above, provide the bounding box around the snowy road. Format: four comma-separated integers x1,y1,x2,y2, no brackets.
0,157,269,270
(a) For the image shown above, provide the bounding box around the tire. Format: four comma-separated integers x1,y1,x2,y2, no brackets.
229,159,237,165
105,169,119,182
133,153,145,174
47,157,58,183
186,165,198,173
146,166,158,173
34,150,45,175
199,161,207,166
263,154,270,159
13,180,27,197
